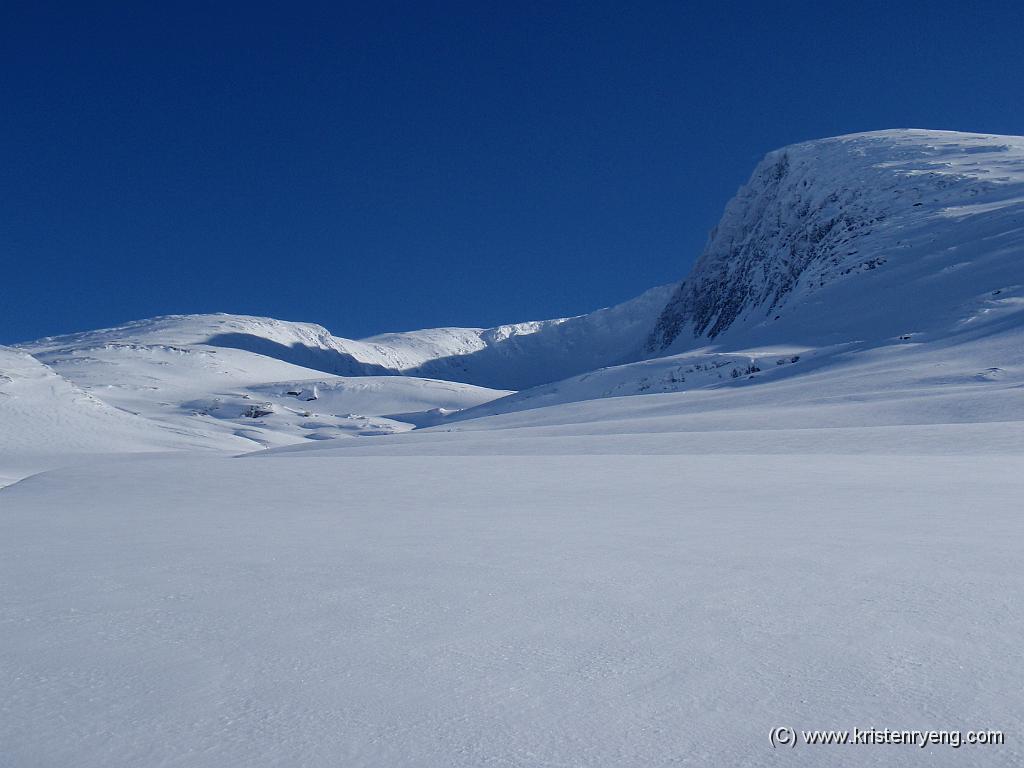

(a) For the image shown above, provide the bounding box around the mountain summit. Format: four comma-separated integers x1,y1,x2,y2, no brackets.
648,129,1024,353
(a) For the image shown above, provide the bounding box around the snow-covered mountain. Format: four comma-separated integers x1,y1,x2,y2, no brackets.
650,129,1024,351
456,130,1024,417
8,129,1024,455
13,326,511,462
21,281,671,393
362,283,673,389
9,286,669,457
6,129,1024,768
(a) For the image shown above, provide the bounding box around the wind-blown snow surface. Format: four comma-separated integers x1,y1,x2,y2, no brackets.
4,129,1024,765
3,426,1023,767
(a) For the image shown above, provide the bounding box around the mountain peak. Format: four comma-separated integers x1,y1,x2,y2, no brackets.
648,129,1024,352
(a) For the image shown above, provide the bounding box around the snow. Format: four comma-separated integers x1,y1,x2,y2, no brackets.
362,282,676,389
0,345,239,485
11,330,511,463
650,129,1024,352
463,130,1024,419
445,315,1024,423
3,128,1024,765
18,280,673,394
3,439,1022,766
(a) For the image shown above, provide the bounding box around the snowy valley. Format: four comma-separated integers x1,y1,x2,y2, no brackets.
3,129,1024,766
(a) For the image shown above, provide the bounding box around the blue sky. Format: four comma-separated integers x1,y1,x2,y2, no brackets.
3,1,1023,343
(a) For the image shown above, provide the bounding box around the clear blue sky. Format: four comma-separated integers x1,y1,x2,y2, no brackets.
3,1,1023,343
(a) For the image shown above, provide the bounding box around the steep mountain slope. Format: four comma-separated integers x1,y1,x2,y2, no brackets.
650,129,1024,351
462,130,1024,418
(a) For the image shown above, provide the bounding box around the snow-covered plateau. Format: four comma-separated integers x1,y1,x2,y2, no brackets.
2,130,1023,766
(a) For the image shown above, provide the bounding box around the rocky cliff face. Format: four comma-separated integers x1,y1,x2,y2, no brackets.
647,129,1024,353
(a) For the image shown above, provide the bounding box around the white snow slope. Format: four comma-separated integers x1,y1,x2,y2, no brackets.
461,129,1024,417
18,281,672,394
15,323,511,463
0,345,241,486
9,284,667,461
3,129,1024,766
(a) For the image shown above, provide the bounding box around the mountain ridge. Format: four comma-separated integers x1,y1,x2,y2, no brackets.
19,282,675,391
9,128,1024,454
